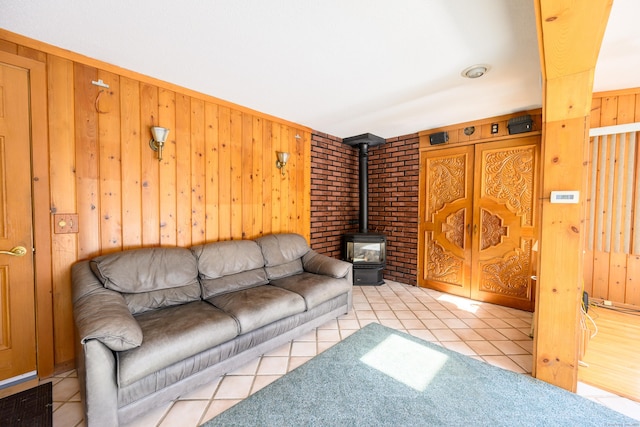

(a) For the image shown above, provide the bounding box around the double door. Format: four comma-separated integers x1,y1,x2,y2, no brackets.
418,137,539,311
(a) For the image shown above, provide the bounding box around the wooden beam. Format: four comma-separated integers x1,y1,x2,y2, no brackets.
534,0,613,391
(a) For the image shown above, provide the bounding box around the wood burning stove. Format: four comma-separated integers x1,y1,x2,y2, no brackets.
342,233,386,285
342,133,386,285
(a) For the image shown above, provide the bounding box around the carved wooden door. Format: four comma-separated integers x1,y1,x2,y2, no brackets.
418,146,474,297
419,137,538,311
470,137,538,311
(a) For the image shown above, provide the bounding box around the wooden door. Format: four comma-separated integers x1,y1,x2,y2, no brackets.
418,146,474,297
0,62,37,383
471,137,539,311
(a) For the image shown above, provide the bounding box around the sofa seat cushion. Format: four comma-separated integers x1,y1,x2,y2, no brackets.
270,272,352,310
90,247,200,315
207,285,306,334
117,301,237,387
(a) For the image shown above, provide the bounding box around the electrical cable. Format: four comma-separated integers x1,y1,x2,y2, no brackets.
581,300,598,339
590,301,640,316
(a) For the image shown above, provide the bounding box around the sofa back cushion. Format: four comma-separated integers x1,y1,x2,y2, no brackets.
90,247,200,314
255,233,309,280
191,240,268,298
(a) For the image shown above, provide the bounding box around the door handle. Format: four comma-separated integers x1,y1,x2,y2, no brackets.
0,246,27,257
474,224,478,234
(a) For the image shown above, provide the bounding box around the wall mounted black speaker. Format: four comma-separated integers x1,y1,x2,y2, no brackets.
508,114,533,134
429,131,448,145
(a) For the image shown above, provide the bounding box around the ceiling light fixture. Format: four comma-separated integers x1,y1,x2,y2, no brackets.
461,64,490,79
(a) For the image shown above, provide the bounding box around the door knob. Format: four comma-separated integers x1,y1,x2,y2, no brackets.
0,246,27,257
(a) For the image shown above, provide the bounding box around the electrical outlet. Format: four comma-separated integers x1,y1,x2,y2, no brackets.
491,123,499,134
603,300,613,306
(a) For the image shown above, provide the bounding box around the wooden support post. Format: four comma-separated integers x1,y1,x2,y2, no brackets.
533,0,613,391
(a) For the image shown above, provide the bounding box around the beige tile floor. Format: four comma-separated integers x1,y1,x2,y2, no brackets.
44,280,640,426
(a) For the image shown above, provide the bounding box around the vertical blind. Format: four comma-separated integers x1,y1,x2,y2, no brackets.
588,123,640,255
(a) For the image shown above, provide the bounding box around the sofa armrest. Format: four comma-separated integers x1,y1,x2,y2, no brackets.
72,261,143,351
76,338,119,427
302,250,352,282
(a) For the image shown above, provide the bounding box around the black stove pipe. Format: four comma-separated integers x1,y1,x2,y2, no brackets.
342,133,385,234
358,142,369,233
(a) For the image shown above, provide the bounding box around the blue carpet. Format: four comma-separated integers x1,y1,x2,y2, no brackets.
204,322,638,426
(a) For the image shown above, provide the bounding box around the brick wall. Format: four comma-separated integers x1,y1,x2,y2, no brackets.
369,133,419,285
309,132,359,258
310,131,419,286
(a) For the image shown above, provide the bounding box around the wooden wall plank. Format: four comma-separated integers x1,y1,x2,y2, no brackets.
600,96,619,126
47,56,77,366
608,253,627,303
271,124,282,233
74,63,100,259
280,125,291,233
299,130,311,240
204,102,219,243
592,252,611,299
120,77,142,249
617,95,636,125
159,89,177,246
626,255,640,306
295,130,306,238
583,134,597,296
241,113,254,239
175,94,192,247
590,97,602,128
97,70,122,253
139,84,160,246
217,106,232,241
262,122,273,236
252,117,264,237
190,99,206,245
230,109,243,239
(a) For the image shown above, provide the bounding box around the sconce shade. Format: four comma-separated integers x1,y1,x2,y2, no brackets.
276,151,290,176
151,126,170,143
276,151,290,164
150,126,170,161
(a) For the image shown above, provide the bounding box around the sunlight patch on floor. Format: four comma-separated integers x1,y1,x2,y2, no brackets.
437,293,481,314
360,334,448,392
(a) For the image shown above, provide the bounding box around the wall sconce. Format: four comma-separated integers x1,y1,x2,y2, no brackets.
149,126,170,161
276,151,290,176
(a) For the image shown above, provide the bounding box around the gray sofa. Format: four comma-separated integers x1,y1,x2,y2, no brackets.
71,233,352,426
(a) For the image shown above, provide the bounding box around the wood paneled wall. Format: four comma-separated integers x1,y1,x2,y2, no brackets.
1,31,312,371
585,87,640,306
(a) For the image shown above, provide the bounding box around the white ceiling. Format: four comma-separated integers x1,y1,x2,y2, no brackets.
1,0,638,138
